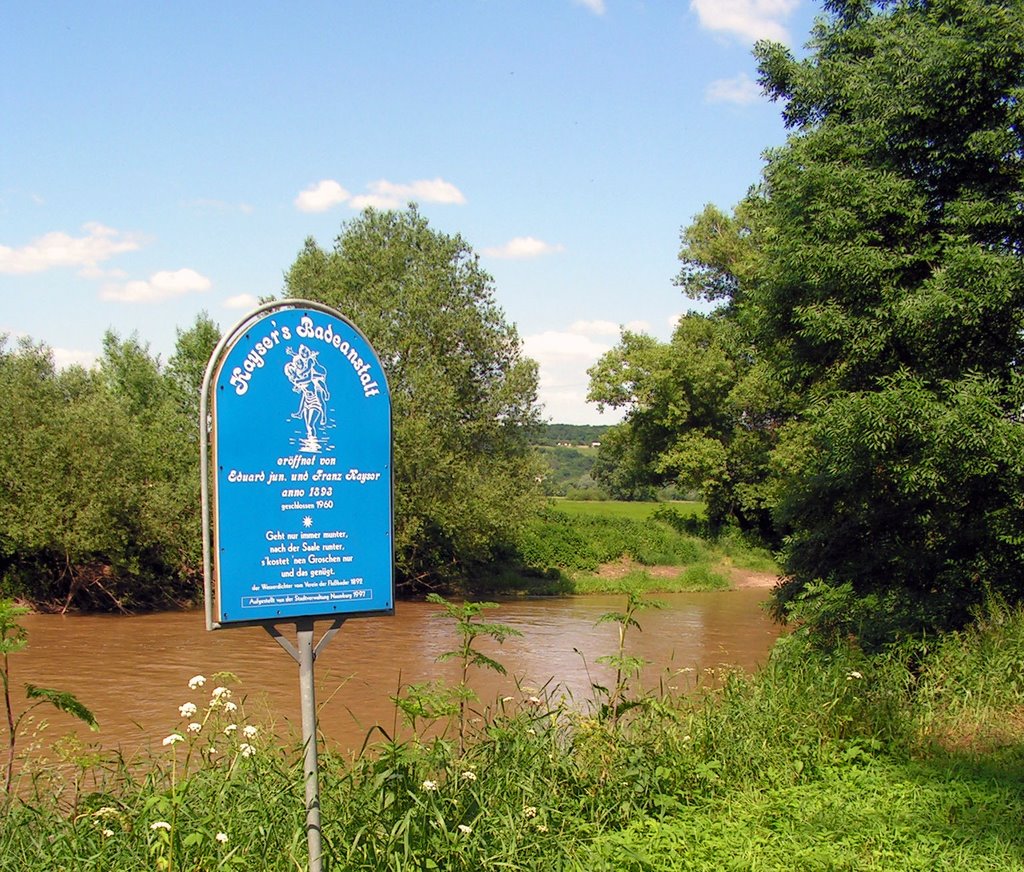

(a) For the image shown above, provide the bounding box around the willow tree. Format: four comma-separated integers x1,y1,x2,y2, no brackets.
284,206,542,590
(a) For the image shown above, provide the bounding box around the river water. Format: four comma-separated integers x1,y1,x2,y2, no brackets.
14,590,778,757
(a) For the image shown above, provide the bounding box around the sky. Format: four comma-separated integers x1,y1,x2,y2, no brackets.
1,0,820,424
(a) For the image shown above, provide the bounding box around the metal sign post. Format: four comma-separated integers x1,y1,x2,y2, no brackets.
200,300,393,872
265,617,345,871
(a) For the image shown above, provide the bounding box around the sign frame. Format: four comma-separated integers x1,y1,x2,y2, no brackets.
200,299,395,631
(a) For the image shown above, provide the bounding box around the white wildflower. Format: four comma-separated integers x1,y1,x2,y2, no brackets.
102,828,114,838
421,779,438,792
847,670,863,681
162,733,185,746
216,832,229,844
524,806,537,818
527,696,541,705
150,821,172,831
458,824,472,835
461,770,476,781
187,722,202,734
242,724,258,739
223,723,237,735
239,743,255,758
223,701,238,714
179,702,197,719
187,675,206,690
212,686,231,700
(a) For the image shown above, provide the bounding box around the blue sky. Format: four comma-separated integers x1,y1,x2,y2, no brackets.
1,1,818,424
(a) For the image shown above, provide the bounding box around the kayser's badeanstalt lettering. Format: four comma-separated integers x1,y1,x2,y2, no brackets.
228,314,381,399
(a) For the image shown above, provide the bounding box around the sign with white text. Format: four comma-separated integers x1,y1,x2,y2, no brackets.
203,302,393,627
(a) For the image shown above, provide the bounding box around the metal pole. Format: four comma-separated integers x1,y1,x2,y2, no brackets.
296,618,322,872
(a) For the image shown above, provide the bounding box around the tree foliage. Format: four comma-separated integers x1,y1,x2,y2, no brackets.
0,205,543,606
0,319,217,611
587,312,778,527
284,205,543,590
749,0,1024,640
592,0,1024,643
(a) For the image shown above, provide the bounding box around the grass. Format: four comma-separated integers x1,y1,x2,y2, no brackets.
553,499,705,522
472,498,776,597
585,758,1024,871
571,567,731,595
5,597,1024,869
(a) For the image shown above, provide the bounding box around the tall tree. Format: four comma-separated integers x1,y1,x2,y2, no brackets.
587,188,788,527
284,205,542,589
746,0,1024,643
588,315,751,515
167,311,221,427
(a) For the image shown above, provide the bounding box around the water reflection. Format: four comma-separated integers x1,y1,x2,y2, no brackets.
15,591,778,756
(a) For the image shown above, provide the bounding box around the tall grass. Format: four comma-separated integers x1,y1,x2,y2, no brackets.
5,600,1024,869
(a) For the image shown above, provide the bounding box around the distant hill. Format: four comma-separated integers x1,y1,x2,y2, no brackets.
534,423,610,447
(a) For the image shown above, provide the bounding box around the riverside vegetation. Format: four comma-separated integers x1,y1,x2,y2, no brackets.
469,499,776,598
3,592,1024,870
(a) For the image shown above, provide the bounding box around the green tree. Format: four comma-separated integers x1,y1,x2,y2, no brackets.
284,205,543,589
0,335,203,610
166,311,222,427
745,0,1024,642
586,313,776,527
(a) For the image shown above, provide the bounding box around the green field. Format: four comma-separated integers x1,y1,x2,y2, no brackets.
553,498,705,521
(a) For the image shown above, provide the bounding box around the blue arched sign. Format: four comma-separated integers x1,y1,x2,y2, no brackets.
201,300,393,628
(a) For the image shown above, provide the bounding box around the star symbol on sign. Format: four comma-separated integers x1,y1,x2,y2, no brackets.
302,516,314,529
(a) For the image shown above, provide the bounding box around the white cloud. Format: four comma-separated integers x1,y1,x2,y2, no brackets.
706,72,762,105
690,0,799,44
349,177,466,210
295,177,466,212
572,0,606,14
522,324,627,424
623,319,653,334
52,347,98,370
483,236,565,260
0,222,144,274
100,268,212,303
224,293,259,309
524,329,610,363
568,319,651,337
294,180,351,213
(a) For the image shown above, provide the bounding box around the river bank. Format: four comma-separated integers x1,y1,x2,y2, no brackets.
5,597,1024,870
10,588,780,759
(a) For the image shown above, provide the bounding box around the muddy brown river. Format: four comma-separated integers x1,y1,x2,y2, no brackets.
13,590,779,758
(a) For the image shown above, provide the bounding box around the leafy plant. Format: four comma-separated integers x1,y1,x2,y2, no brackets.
593,589,664,726
397,594,522,754
1,598,98,793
